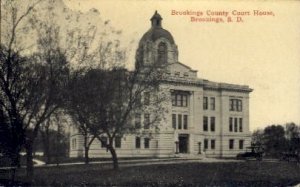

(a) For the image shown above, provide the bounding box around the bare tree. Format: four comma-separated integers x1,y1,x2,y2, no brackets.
0,0,70,181
67,47,169,169
39,110,69,164
39,118,52,164
67,102,96,164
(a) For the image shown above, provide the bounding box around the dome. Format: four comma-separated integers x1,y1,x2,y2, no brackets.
139,28,175,47
135,11,178,68
138,11,175,47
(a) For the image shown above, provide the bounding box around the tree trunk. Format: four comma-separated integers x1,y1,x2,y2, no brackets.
84,146,90,164
41,121,51,164
83,134,90,164
107,144,119,170
25,143,34,182
45,145,51,164
10,150,20,168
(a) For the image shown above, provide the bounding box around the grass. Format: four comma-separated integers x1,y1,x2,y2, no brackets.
1,161,300,186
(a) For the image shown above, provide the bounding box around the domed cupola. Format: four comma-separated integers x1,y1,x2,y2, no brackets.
136,11,178,68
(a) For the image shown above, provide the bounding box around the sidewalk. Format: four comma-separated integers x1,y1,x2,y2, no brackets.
0,157,242,170
35,157,241,168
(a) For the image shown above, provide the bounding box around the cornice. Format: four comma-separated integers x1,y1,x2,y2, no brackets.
161,77,253,93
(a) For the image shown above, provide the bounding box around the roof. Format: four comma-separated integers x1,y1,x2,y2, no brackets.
150,10,162,21
138,11,175,47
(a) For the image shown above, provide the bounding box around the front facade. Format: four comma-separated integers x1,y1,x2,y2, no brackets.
69,11,253,158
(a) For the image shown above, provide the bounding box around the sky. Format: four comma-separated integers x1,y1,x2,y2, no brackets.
62,0,300,131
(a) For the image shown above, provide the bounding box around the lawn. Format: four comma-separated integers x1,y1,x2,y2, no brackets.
1,161,300,186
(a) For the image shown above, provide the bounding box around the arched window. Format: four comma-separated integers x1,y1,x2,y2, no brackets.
157,42,167,64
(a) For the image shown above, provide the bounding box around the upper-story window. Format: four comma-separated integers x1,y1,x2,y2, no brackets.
101,137,107,148
144,92,150,105
203,116,208,131
234,118,238,132
144,114,150,129
157,42,167,64
135,113,141,128
210,97,215,110
203,97,208,110
229,117,233,132
210,117,215,132
172,114,188,130
204,97,215,110
178,114,182,129
172,114,176,129
229,99,243,112
171,93,188,107
229,117,243,133
239,118,243,132
115,137,122,148
183,115,188,130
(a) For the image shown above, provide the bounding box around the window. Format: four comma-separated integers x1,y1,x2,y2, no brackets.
183,115,188,130
229,117,233,132
183,72,189,77
203,116,208,131
172,94,176,106
203,97,208,110
101,137,107,148
136,94,142,106
182,95,187,107
135,137,141,148
230,99,235,111
230,117,243,133
229,139,234,149
178,114,182,129
173,114,187,130
176,95,182,106
158,42,167,64
237,100,242,111
210,97,215,110
144,114,150,129
239,140,244,149
239,118,243,132
72,138,77,149
211,139,215,149
171,93,188,107
144,138,150,149
229,99,243,112
210,117,215,132
115,137,121,148
172,114,176,129
234,118,238,132
175,72,180,77
135,114,141,128
144,92,150,105
204,139,208,150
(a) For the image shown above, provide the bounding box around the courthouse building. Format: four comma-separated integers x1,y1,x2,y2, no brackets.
69,11,253,158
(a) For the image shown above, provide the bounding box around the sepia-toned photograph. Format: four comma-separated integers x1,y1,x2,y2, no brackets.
0,0,299,186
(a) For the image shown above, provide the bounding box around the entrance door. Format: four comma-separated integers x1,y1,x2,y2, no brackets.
179,134,189,153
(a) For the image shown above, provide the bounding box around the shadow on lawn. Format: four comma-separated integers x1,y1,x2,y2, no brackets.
1,161,300,186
